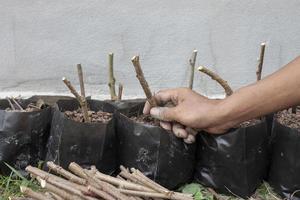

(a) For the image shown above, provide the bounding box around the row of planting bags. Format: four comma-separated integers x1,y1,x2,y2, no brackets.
0,96,298,199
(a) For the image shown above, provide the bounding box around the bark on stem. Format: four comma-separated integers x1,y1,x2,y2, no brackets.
77,64,86,97
6,97,15,110
108,53,117,100
131,56,157,107
47,161,87,185
188,50,198,89
198,66,233,96
26,165,92,196
62,77,90,122
119,189,193,200
94,168,154,192
118,83,123,101
37,177,81,200
256,42,266,81
11,97,24,111
20,186,51,200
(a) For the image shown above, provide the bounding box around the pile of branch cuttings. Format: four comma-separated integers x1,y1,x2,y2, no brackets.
5,97,46,112
14,162,193,200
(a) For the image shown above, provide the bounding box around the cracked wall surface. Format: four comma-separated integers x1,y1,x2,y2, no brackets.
0,0,300,98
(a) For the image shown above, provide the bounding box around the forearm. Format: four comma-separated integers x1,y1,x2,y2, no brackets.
216,56,300,127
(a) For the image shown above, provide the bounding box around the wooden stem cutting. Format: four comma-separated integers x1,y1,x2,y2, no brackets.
108,53,117,100
256,42,266,81
11,97,24,111
20,186,51,200
47,161,87,185
118,83,123,101
198,66,233,96
131,56,157,107
77,64,86,97
6,97,15,110
62,77,90,122
188,50,198,89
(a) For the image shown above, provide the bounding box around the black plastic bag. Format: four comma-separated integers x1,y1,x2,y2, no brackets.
116,110,196,189
268,120,300,200
0,99,51,174
45,99,117,175
194,121,269,198
104,99,146,115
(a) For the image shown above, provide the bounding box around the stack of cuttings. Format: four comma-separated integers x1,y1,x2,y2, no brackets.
65,109,112,123
20,162,193,200
5,98,46,112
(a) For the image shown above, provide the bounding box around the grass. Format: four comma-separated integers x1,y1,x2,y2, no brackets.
0,164,40,200
180,182,282,200
0,166,282,200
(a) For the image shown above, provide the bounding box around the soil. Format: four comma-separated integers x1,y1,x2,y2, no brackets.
5,99,47,112
65,109,112,123
276,107,300,131
130,114,159,126
239,119,262,128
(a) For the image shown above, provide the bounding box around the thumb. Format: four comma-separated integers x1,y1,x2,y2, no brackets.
150,107,177,121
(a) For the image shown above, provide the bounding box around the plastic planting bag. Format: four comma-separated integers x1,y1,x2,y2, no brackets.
194,120,269,198
0,99,51,174
268,119,300,200
45,99,117,175
116,105,196,189
105,99,146,115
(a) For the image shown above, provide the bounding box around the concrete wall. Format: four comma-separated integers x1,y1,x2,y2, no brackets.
1,0,300,98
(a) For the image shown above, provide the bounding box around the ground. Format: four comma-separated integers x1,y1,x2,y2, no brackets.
0,168,282,200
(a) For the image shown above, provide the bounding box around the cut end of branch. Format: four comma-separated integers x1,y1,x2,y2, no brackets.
62,77,66,81
131,55,139,62
261,42,266,46
193,49,198,53
197,65,233,96
20,186,27,193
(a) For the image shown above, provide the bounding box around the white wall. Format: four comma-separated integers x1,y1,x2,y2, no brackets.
1,0,300,98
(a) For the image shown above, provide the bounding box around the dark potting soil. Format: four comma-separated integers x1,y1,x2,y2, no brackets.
130,114,159,126
239,118,262,128
65,109,112,123
276,107,300,131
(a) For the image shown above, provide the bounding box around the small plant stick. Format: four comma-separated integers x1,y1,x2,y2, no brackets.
77,64,86,97
11,97,24,111
47,161,87,185
6,97,15,110
108,53,117,100
131,56,157,107
20,186,51,200
188,50,198,89
118,83,123,101
62,77,90,122
256,42,266,81
198,66,233,96
37,177,81,200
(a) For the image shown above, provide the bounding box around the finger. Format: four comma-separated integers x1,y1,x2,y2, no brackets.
150,107,177,121
143,101,151,114
184,134,196,144
172,123,188,139
154,89,179,106
160,121,172,131
185,127,198,136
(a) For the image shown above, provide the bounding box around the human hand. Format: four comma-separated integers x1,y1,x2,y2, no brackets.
143,88,231,142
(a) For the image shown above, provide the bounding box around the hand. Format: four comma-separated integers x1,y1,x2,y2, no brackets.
143,88,231,138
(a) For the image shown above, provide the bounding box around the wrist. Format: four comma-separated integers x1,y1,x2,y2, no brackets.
212,96,240,129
